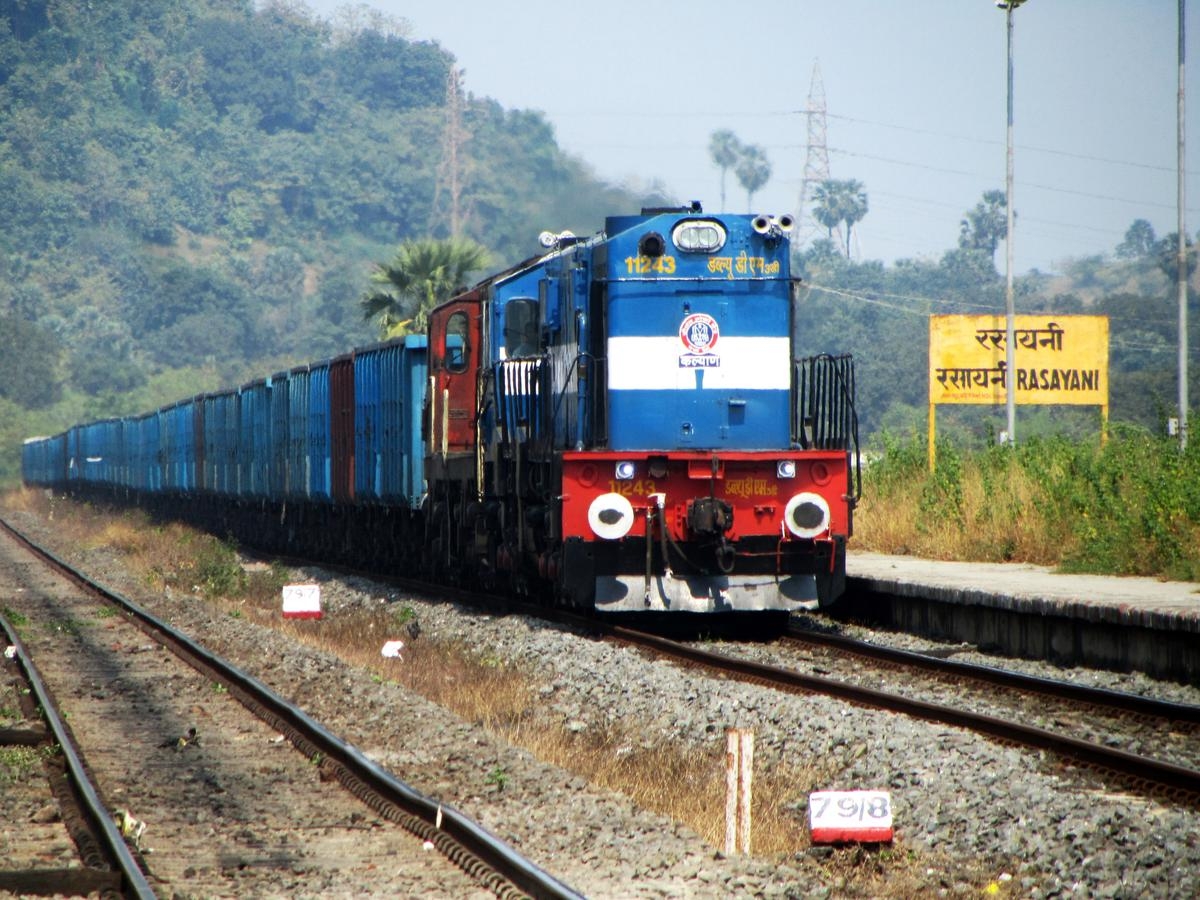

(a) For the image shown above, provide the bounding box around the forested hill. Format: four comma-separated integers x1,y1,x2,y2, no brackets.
1,1,1196,487
0,0,666,451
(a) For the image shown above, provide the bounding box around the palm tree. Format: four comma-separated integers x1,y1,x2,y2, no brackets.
361,237,488,339
812,179,868,257
734,144,771,211
811,183,843,243
958,189,1008,258
708,130,742,211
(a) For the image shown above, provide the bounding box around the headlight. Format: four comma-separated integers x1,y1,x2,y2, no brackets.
588,492,635,540
615,461,636,480
777,460,797,479
672,219,727,253
784,492,831,539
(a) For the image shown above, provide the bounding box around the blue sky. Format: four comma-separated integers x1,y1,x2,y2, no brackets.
304,0,1198,275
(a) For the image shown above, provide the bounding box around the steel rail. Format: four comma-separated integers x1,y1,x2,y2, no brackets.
1,612,157,900
243,556,1200,802
603,623,1200,803
0,515,584,900
784,623,1200,724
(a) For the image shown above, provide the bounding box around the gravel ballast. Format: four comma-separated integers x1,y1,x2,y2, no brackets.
5,504,1199,898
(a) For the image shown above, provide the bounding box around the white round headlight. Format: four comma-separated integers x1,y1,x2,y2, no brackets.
588,492,636,540
784,492,831,539
777,460,797,479
614,461,636,480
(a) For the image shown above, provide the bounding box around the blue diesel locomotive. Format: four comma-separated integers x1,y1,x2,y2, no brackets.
23,205,859,612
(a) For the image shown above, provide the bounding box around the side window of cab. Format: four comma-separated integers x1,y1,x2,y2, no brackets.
503,298,539,358
445,310,469,372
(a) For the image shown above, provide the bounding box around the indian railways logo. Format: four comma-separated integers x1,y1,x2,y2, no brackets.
679,313,720,368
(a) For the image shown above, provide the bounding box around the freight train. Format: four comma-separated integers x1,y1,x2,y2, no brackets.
22,206,860,612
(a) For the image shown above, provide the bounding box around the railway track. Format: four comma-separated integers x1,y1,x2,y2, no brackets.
585,619,1200,805
234,537,1200,804
0,515,582,899
782,622,1200,724
1,612,154,897
782,628,1200,734
7,498,1200,895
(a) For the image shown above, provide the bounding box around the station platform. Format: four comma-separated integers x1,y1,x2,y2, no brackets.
841,553,1200,683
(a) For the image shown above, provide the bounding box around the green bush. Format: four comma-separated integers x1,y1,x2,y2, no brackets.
193,539,247,600
863,430,1200,580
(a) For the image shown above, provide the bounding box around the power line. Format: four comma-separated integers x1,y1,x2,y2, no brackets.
824,111,1186,174
826,147,1200,212
869,189,1121,235
549,106,1197,176
804,281,1200,354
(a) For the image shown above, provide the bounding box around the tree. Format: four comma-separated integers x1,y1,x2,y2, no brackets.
0,0,781,420
329,30,449,113
1116,219,1157,260
0,315,62,408
735,144,771,211
812,179,868,257
1153,232,1198,283
812,190,842,244
361,237,489,338
958,189,1008,260
708,130,742,211
939,247,1003,289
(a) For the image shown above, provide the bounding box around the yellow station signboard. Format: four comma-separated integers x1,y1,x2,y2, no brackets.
927,314,1109,470
929,314,1108,406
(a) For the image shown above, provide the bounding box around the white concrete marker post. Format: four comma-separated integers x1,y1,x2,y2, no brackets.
808,789,894,844
281,583,322,619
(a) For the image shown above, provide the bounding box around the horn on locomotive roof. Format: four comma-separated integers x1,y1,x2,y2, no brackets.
538,229,576,248
776,213,795,232
751,215,773,235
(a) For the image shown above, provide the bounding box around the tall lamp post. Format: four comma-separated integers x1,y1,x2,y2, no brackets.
1178,0,1188,449
997,0,1026,445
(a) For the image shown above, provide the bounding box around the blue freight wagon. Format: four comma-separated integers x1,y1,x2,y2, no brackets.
305,362,332,502
354,335,427,508
269,371,290,497
240,378,272,499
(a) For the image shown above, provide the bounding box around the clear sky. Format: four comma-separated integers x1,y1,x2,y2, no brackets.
304,0,1198,275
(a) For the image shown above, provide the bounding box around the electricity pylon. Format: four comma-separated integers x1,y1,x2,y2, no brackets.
794,61,831,250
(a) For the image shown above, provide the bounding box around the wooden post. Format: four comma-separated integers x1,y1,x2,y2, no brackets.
738,730,753,855
724,729,753,855
928,401,937,472
724,730,739,855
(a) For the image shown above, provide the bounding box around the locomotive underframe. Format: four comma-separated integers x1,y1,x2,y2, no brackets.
423,439,850,613
564,534,845,613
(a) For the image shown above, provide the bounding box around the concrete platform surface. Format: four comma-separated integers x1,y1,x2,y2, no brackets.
846,552,1200,634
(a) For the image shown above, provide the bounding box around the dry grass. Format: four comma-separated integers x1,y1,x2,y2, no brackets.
854,488,924,556
1,490,1002,893
1,487,43,514
856,457,1071,565
253,607,1006,892
278,608,925,868
222,598,830,856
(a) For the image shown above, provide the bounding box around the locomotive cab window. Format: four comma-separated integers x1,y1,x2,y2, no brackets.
444,311,469,372
504,298,539,358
